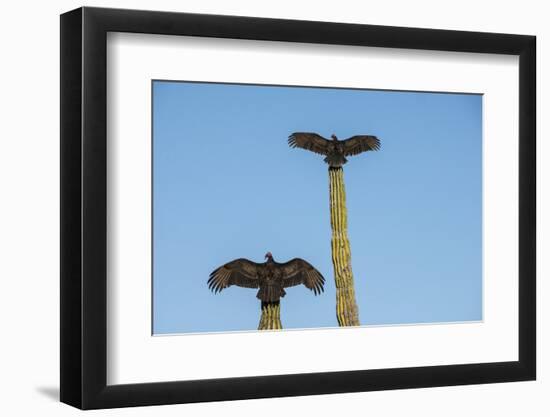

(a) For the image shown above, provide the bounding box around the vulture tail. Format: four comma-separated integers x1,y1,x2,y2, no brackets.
324,154,347,167
257,285,285,302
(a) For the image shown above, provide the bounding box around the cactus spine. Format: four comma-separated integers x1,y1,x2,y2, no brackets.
329,167,360,326
258,301,283,330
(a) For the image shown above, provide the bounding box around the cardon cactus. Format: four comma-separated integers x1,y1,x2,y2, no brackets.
329,167,360,326
258,301,282,330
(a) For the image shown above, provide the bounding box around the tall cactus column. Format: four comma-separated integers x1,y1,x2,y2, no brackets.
258,301,283,330
329,167,360,326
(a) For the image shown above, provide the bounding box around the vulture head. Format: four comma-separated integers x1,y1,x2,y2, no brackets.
330,134,338,140
265,252,273,261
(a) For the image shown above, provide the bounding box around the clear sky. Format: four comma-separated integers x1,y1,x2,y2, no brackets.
152,80,482,334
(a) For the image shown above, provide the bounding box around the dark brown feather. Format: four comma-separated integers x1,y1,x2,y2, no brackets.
341,135,381,156
280,258,325,295
207,258,261,293
288,132,331,156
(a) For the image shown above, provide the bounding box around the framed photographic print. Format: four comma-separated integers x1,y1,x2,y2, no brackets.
60,6,536,410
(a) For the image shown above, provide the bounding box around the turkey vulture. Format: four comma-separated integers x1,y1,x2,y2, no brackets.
208,252,325,302
288,132,380,167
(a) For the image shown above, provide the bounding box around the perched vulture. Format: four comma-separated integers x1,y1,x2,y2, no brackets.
208,252,325,302
288,132,380,167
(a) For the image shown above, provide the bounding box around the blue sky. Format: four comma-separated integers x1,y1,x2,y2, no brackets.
152,80,482,334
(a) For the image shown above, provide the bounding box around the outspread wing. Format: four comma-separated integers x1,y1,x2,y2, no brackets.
341,135,381,156
288,132,331,156
208,258,262,293
280,258,325,295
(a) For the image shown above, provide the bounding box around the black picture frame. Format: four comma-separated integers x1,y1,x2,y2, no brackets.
60,6,536,410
